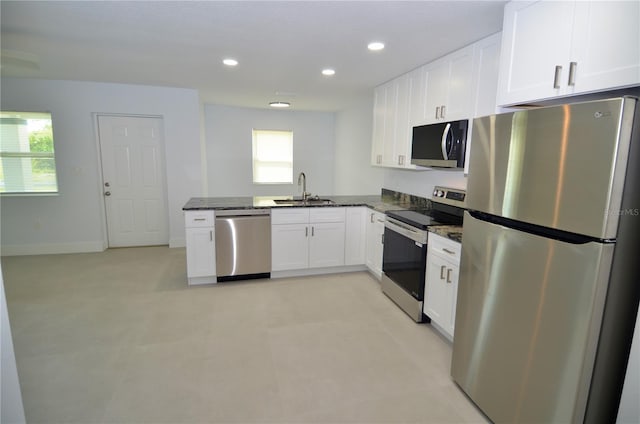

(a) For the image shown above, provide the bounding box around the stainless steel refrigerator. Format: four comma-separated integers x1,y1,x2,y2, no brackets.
452,97,640,423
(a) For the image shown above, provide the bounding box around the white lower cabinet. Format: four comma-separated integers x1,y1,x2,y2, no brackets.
424,232,461,340
309,222,346,268
271,223,309,270
271,208,346,272
345,207,367,266
365,208,385,280
184,211,216,285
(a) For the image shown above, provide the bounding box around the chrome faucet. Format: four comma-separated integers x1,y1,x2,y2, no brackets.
297,172,311,200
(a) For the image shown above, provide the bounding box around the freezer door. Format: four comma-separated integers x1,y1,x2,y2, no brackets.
466,97,636,240
451,212,614,424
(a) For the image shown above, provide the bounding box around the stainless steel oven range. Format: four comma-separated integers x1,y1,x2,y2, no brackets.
381,186,466,322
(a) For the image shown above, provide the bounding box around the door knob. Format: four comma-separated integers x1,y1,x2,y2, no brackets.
104,191,111,196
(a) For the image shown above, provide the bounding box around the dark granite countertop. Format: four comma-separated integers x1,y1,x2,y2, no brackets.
429,225,463,244
183,194,416,214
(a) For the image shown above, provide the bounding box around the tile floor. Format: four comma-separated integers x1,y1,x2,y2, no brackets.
2,246,488,423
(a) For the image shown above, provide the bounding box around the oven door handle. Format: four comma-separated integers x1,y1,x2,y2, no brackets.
384,217,427,244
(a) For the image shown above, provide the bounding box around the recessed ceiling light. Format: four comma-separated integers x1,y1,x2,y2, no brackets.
269,101,290,108
223,58,238,66
322,68,336,76
367,42,385,51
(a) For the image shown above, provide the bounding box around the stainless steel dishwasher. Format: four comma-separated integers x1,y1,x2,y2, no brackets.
215,209,271,282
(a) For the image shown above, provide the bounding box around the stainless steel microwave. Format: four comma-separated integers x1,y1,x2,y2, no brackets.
410,119,468,168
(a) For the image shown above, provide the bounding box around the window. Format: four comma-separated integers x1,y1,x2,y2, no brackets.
252,129,293,184
0,111,58,194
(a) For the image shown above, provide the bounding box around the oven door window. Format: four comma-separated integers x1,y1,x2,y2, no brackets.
382,227,427,300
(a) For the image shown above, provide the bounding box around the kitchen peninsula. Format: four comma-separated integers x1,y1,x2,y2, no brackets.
182,190,460,285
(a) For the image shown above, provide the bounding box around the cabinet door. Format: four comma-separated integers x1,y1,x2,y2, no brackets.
445,263,459,337
394,74,412,167
424,252,450,327
472,32,502,118
569,1,640,95
467,32,502,175
365,210,385,279
444,45,474,121
185,227,216,278
408,66,427,127
497,0,575,106
345,207,366,266
371,86,386,166
424,59,450,123
271,224,309,271
382,81,398,166
309,222,346,268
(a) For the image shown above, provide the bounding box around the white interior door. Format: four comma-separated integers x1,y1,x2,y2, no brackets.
97,115,169,247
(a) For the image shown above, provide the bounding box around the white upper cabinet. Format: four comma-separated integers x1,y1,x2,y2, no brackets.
423,45,474,124
465,31,502,175
371,33,499,170
497,0,640,106
408,67,426,128
569,1,640,94
471,32,502,118
371,75,420,169
371,87,386,166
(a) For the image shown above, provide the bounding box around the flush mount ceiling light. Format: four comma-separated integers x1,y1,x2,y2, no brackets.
222,58,238,66
322,68,336,76
367,42,385,51
269,101,291,108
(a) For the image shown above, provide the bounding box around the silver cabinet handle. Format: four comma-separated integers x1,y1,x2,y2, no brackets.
442,248,455,255
194,218,206,221
568,61,577,86
312,226,315,236
381,233,384,244
441,105,446,119
398,155,404,166
210,230,213,241
440,265,446,280
446,268,452,283
104,182,110,187
305,227,308,237
104,191,111,196
435,106,440,120
553,65,562,89
376,154,382,165
370,213,375,223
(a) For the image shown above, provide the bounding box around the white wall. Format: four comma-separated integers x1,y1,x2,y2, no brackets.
204,104,336,197
1,265,25,424
333,94,385,195
0,78,201,253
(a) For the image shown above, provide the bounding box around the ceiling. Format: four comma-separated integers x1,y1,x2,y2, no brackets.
0,1,507,111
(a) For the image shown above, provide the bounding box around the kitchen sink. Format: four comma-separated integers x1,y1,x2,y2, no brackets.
273,198,335,206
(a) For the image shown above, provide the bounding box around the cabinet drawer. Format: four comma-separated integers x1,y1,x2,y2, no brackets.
310,207,345,223
272,208,310,225
185,211,215,228
428,232,461,262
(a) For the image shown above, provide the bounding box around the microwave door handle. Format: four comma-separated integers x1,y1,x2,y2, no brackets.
441,123,451,160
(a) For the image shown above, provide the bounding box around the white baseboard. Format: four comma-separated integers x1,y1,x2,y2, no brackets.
0,241,106,256
271,264,367,279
